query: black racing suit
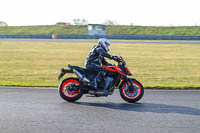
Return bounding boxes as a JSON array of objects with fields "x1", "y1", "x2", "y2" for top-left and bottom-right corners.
[
  {"x1": 85, "y1": 45, "x2": 112, "y2": 71},
  {"x1": 85, "y1": 44, "x2": 113, "y2": 90}
]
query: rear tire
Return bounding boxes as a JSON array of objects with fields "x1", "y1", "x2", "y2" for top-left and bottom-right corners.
[
  {"x1": 119, "y1": 79, "x2": 144, "y2": 103},
  {"x1": 58, "y1": 78, "x2": 83, "y2": 102}
]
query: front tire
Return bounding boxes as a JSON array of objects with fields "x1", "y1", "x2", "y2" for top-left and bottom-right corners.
[
  {"x1": 119, "y1": 79, "x2": 144, "y2": 103},
  {"x1": 58, "y1": 78, "x2": 83, "y2": 102}
]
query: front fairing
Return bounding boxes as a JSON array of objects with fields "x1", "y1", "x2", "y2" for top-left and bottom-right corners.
[{"x1": 118, "y1": 63, "x2": 132, "y2": 76}]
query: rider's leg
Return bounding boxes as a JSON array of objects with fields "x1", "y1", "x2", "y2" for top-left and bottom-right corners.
[
  {"x1": 91, "y1": 71, "x2": 102, "y2": 89},
  {"x1": 86, "y1": 64, "x2": 105, "y2": 90}
]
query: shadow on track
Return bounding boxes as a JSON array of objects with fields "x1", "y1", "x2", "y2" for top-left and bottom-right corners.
[{"x1": 72, "y1": 102, "x2": 200, "y2": 116}]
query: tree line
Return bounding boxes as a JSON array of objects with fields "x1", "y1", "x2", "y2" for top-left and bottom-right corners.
[{"x1": 56, "y1": 19, "x2": 118, "y2": 26}]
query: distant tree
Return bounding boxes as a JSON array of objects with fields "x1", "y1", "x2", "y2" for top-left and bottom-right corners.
[
  {"x1": 0, "y1": 21, "x2": 8, "y2": 26},
  {"x1": 55, "y1": 22, "x2": 71, "y2": 26},
  {"x1": 73, "y1": 19, "x2": 80, "y2": 25},
  {"x1": 103, "y1": 20, "x2": 118, "y2": 25},
  {"x1": 73, "y1": 18, "x2": 88, "y2": 25},
  {"x1": 81, "y1": 19, "x2": 88, "y2": 25}
]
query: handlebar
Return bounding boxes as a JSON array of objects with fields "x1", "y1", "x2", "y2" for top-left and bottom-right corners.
[
  {"x1": 112, "y1": 56, "x2": 123, "y2": 62},
  {"x1": 117, "y1": 56, "x2": 124, "y2": 63}
]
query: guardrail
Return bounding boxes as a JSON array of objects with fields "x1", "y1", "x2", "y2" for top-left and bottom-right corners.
[
  {"x1": 1, "y1": 34, "x2": 200, "y2": 40},
  {"x1": 0, "y1": 34, "x2": 52, "y2": 39}
]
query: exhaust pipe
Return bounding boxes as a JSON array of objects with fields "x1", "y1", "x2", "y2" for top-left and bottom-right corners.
[
  {"x1": 73, "y1": 69, "x2": 90, "y2": 84},
  {"x1": 88, "y1": 90, "x2": 109, "y2": 96}
]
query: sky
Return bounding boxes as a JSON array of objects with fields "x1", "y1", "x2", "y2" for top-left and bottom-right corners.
[{"x1": 0, "y1": 0, "x2": 200, "y2": 26}]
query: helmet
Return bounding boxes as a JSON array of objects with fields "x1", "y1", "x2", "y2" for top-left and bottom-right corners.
[{"x1": 98, "y1": 38, "x2": 110, "y2": 52}]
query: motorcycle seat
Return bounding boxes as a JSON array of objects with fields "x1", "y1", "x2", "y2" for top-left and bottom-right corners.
[{"x1": 68, "y1": 64, "x2": 89, "y2": 74}]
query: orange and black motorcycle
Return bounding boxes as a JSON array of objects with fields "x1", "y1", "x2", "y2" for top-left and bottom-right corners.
[{"x1": 58, "y1": 56, "x2": 144, "y2": 103}]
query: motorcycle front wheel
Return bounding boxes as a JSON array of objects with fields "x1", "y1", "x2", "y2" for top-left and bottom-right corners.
[{"x1": 119, "y1": 79, "x2": 144, "y2": 103}]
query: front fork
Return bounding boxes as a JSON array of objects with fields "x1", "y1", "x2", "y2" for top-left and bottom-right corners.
[{"x1": 124, "y1": 77, "x2": 138, "y2": 94}]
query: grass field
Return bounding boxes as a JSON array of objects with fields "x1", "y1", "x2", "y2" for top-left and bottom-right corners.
[
  {"x1": 1, "y1": 25, "x2": 200, "y2": 35},
  {"x1": 0, "y1": 40, "x2": 200, "y2": 89}
]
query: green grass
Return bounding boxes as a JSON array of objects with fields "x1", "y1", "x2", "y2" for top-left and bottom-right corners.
[
  {"x1": 107, "y1": 25, "x2": 200, "y2": 35},
  {"x1": 0, "y1": 40, "x2": 200, "y2": 89},
  {"x1": 1, "y1": 25, "x2": 200, "y2": 35},
  {"x1": 0, "y1": 25, "x2": 87, "y2": 35}
]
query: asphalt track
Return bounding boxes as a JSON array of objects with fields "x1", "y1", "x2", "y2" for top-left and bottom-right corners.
[
  {"x1": 1, "y1": 39, "x2": 200, "y2": 44},
  {"x1": 0, "y1": 86, "x2": 200, "y2": 133}
]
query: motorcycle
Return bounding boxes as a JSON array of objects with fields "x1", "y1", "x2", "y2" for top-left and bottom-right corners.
[{"x1": 58, "y1": 56, "x2": 144, "y2": 103}]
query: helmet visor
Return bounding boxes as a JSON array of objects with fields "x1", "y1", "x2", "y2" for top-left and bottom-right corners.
[{"x1": 105, "y1": 41, "x2": 110, "y2": 51}]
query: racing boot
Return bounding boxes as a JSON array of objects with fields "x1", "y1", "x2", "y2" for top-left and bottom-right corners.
[{"x1": 90, "y1": 71, "x2": 102, "y2": 90}]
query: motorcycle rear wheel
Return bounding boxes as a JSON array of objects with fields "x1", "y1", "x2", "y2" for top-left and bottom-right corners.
[{"x1": 58, "y1": 78, "x2": 83, "y2": 102}]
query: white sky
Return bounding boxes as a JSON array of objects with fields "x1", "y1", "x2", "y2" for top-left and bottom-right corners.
[{"x1": 0, "y1": 0, "x2": 200, "y2": 26}]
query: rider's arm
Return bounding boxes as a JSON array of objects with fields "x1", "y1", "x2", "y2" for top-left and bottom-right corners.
[
  {"x1": 102, "y1": 58, "x2": 112, "y2": 66},
  {"x1": 96, "y1": 47, "x2": 112, "y2": 59}
]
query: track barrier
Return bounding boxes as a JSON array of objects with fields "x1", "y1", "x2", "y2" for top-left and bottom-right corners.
[{"x1": 1, "y1": 34, "x2": 200, "y2": 40}]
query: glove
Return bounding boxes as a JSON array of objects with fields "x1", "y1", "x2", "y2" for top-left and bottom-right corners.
[{"x1": 112, "y1": 56, "x2": 120, "y2": 62}]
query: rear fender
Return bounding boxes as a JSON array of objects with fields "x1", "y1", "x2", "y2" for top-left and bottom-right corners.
[{"x1": 58, "y1": 68, "x2": 73, "y2": 80}]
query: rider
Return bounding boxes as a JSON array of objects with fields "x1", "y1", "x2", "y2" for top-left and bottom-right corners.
[{"x1": 85, "y1": 38, "x2": 119, "y2": 92}]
